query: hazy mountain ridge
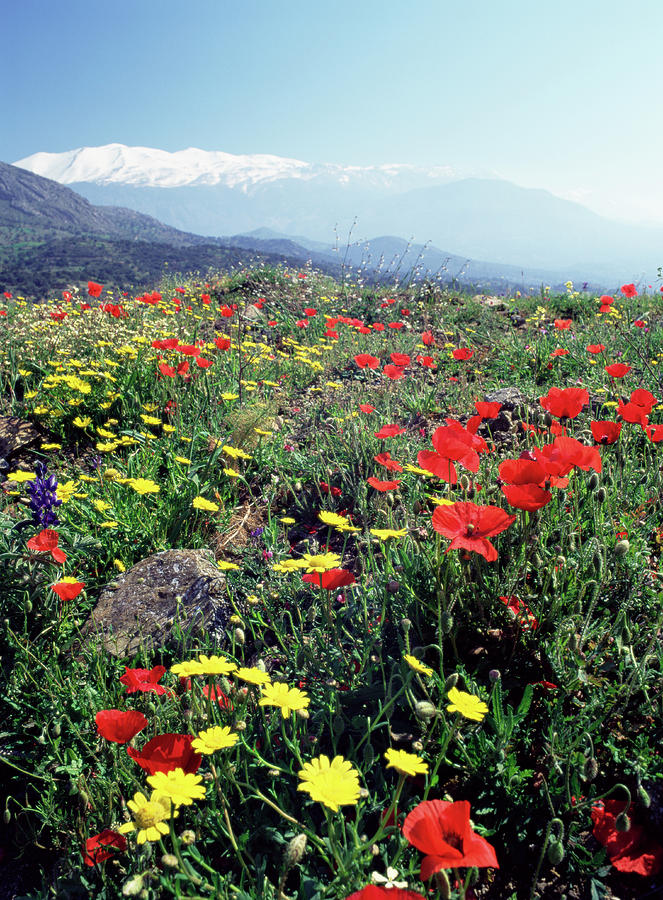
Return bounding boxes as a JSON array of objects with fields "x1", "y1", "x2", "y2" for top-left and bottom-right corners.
[{"x1": 15, "y1": 143, "x2": 663, "y2": 282}]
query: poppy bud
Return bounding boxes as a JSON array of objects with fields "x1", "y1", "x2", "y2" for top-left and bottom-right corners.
[
  {"x1": 444, "y1": 673, "x2": 459, "y2": 691},
  {"x1": 386, "y1": 492, "x2": 395, "y2": 507},
  {"x1": 3, "y1": 808, "x2": 10, "y2": 825},
  {"x1": 387, "y1": 579, "x2": 400, "y2": 594},
  {"x1": 556, "y1": 555, "x2": 566, "y2": 567},
  {"x1": 615, "y1": 812, "x2": 631, "y2": 833},
  {"x1": 582, "y1": 757, "x2": 598, "y2": 782},
  {"x1": 332, "y1": 714, "x2": 344, "y2": 733},
  {"x1": 637, "y1": 784, "x2": 651, "y2": 808},
  {"x1": 234, "y1": 627, "x2": 245, "y2": 645},
  {"x1": 595, "y1": 487, "x2": 607, "y2": 503},
  {"x1": 413, "y1": 500, "x2": 423, "y2": 514},
  {"x1": 25, "y1": 599, "x2": 32, "y2": 613},
  {"x1": 547, "y1": 840, "x2": 565, "y2": 865},
  {"x1": 489, "y1": 669, "x2": 501, "y2": 683},
  {"x1": 440, "y1": 611, "x2": 454, "y2": 633},
  {"x1": 400, "y1": 618, "x2": 411, "y2": 633},
  {"x1": 459, "y1": 474, "x2": 471, "y2": 491},
  {"x1": 414, "y1": 701, "x2": 438, "y2": 722},
  {"x1": 51, "y1": 722, "x2": 61, "y2": 738},
  {"x1": 363, "y1": 742, "x2": 375, "y2": 766},
  {"x1": 283, "y1": 833, "x2": 307, "y2": 870},
  {"x1": 588, "y1": 473, "x2": 600, "y2": 490},
  {"x1": 434, "y1": 869, "x2": 451, "y2": 899},
  {"x1": 614, "y1": 539, "x2": 630, "y2": 557},
  {"x1": 543, "y1": 412, "x2": 553, "y2": 427},
  {"x1": 121, "y1": 874, "x2": 144, "y2": 896}
]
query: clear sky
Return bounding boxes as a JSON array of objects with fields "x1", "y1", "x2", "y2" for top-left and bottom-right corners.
[{"x1": 3, "y1": 0, "x2": 663, "y2": 223}]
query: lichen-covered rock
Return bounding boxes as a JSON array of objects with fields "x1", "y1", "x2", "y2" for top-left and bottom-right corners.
[{"x1": 82, "y1": 549, "x2": 231, "y2": 656}]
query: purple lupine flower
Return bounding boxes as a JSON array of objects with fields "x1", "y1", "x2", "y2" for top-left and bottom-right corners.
[{"x1": 26, "y1": 461, "x2": 61, "y2": 528}]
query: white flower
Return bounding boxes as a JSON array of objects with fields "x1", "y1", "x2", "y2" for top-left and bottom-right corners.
[{"x1": 371, "y1": 866, "x2": 409, "y2": 889}]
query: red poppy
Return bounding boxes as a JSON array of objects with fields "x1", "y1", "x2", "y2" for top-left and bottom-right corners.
[
  {"x1": 374, "y1": 424, "x2": 405, "y2": 438},
  {"x1": 475, "y1": 401, "x2": 502, "y2": 419},
  {"x1": 87, "y1": 281, "x2": 103, "y2": 298},
  {"x1": 554, "y1": 318, "x2": 572, "y2": 329},
  {"x1": 501, "y1": 483, "x2": 551, "y2": 511},
  {"x1": 452, "y1": 348, "x2": 474, "y2": 360},
  {"x1": 374, "y1": 452, "x2": 403, "y2": 472},
  {"x1": 620, "y1": 283, "x2": 638, "y2": 297},
  {"x1": 551, "y1": 348, "x2": 569, "y2": 357},
  {"x1": 196, "y1": 357, "x2": 213, "y2": 368},
  {"x1": 202, "y1": 684, "x2": 234, "y2": 706},
  {"x1": 214, "y1": 337, "x2": 231, "y2": 351},
  {"x1": 417, "y1": 423, "x2": 484, "y2": 483},
  {"x1": 617, "y1": 400, "x2": 649, "y2": 426},
  {"x1": 383, "y1": 364, "x2": 406, "y2": 380},
  {"x1": 498, "y1": 458, "x2": 551, "y2": 511},
  {"x1": 422, "y1": 331, "x2": 435, "y2": 346},
  {"x1": 219, "y1": 305, "x2": 234, "y2": 317},
  {"x1": 644, "y1": 424, "x2": 663, "y2": 442},
  {"x1": 536, "y1": 436, "x2": 602, "y2": 475},
  {"x1": 345, "y1": 886, "x2": 423, "y2": 900},
  {"x1": 499, "y1": 595, "x2": 538, "y2": 630},
  {"x1": 158, "y1": 362, "x2": 176, "y2": 377},
  {"x1": 304, "y1": 307, "x2": 317, "y2": 316},
  {"x1": 539, "y1": 386, "x2": 589, "y2": 419},
  {"x1": 387, "y1": 322, "x2": 404, "y2": 330},
  {"x1": 359, "y1": 404, "x2": 376, "y2": 413},
  {"x1": 95, "y1": 709, "x2": 148, "y2": 743},
  {"x1": 390, "y1": 352, "x2": 411, "y2": 367},
  {"x1": 432, "y1": 501, "x2": 515, "y2": 562},
  {"x1": 83, "y1": 829, "x2": 127, "y2": 867},
  {"x1": 302, "y1": 569, "x2": 356, "y2": 590},
  {"x1": 591, "y1": 799, "x2": 663, "y2": 875},
  {"x1": 590, "y1": 421, "x2": 622, "y2": 444},
  {"x1": 52, "y1": 580, "x2": 85, "y2": 601},
  {"x1": 367, "y1": 476, "x2": 401, "y2": 491},
  {"x1": 176, "y1": 344, "x2": 201, "y2": 357},
  {"x1": 26, "y1": 529, "x2": 66, "y2": 564},
  {"x1": 119, "y1": 665, "x2": 168, "y2": 695},
  {"x1": 586, "y1": 344, "x2": 606, "y2": 354},
  {"x1": 354, "y1": 354, "x2": 380, "y2": 369},
  {"x1": 605, "y1": 363, "x2": 631, "y2": 378},
  {"x1": 153, "y1": 338, "x2": 179, "y2": 350},
  {"x1": 127, "y1": 733, "x2": 202, "y2": 774},
  {"x1": 629, "y1": 389, "x2": 657, "y2": 411},
  {"x1": 402, "y1": 799, "x2": 499, "y2": 879},
  {"x1": 416, "y1": 355, "x2": 437, "y2": 368},
  {"x1": 372, "y1": 323, "x2": 385, "y2": 332}
]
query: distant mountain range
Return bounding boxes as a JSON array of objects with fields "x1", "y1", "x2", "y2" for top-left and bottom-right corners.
[{"x1": 14, "y1": 143, "x2": 663, "y2": 285}]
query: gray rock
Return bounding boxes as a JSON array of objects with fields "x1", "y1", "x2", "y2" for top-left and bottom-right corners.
[
  {"x1": 0, "y1": 415, "x2": 42, "y2": 461},
  {"x1": 82, "y1": 549, "x2": 232, "y2": 657}
]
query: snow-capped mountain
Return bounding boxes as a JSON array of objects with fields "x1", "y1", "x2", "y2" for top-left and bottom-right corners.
[
  {"x1": 12, "y1": 144, "x2": 663, "y2": 281},
  {"x1": 15, "y1": 143, "x2": 457, "y2": 191}
]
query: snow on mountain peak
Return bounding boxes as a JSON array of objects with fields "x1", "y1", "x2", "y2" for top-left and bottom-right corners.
[{"x1": 13, "y1": 144, "x2": 458, "y2": 191}]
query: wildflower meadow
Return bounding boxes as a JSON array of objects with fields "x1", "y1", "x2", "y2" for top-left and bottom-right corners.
[{"x1": 0, "y1": 269, "x2": 662, "y2": 899}]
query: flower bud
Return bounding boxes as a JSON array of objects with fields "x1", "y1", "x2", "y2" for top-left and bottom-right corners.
[
  {"x1": 283, "y1": 833, "x2": 307, "y2": 870},
  {"x1": 637, "y1": 784, "x2": 651, "y2": 808},
  {"x1": 459, "y1": 474, "x2": 471, "y2": 491},
  {"x1": 3, "y1": 808, "x2": 10, "y2": 824},
  {"x1": 440, "y1": 611, "x2": 454, "y2": 634},
  {"x1": 122, "y1": 875, "x2": 144, "y2": 897},
  {"x1": 547, "y1": 840, "x2": 565, "y2": 865},
  {"x1": 615, "y1": 812, "x2": 631, "y2": 832},
  {"x1": 415, "y1": 701, "x2": 438, "y2": 722},
  {"x1": 400, "y1": 618, "x2": 412, "y2": 633},
  {"x1": 387, "y1": 579, "x2": 400, "y2": 594},
  {"x1": 489, "y1": 669, "x2": 501, "y2": 683},
  {"x1": 296, "y1": 708, "x2": 310, "y2": 720},
  {"x1": 588, "y1": 473, "x2": 600, "y2": 490},
  {"x1": 161, "y1": 853, "x2": 179, "y2": 868},
  {"x1": 411, "y1": 740, "x2": 424, "y2": 752},
  {"x1": 179, "y1": 829, "x2": 196, "y2": 845},
  {"x1": 582, "y1": 757, "x2": 598, "y2": 782},
  {"x1": 614, "y1": 540, "x2": 630, "y2": 557},
  {"x1": 234, "y1": 627, "x2": 245, "y2": 645},
  {"x1": 595, "y1": 487, "x2": 607, "y2": 503},
  {"x1": 235, "y1": 720, "x2": 247, "y2": 732},
  {"x1": 386, "y1": 492, "x2": 395, "y2": 507},
  {"x1": 444, "y1": 673, "x2": 459, "y2": 691}
]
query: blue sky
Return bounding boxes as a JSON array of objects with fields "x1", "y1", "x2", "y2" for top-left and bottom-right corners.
[{"x1": 3, "y1": 0, "x2": 663, "y2": 223}]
